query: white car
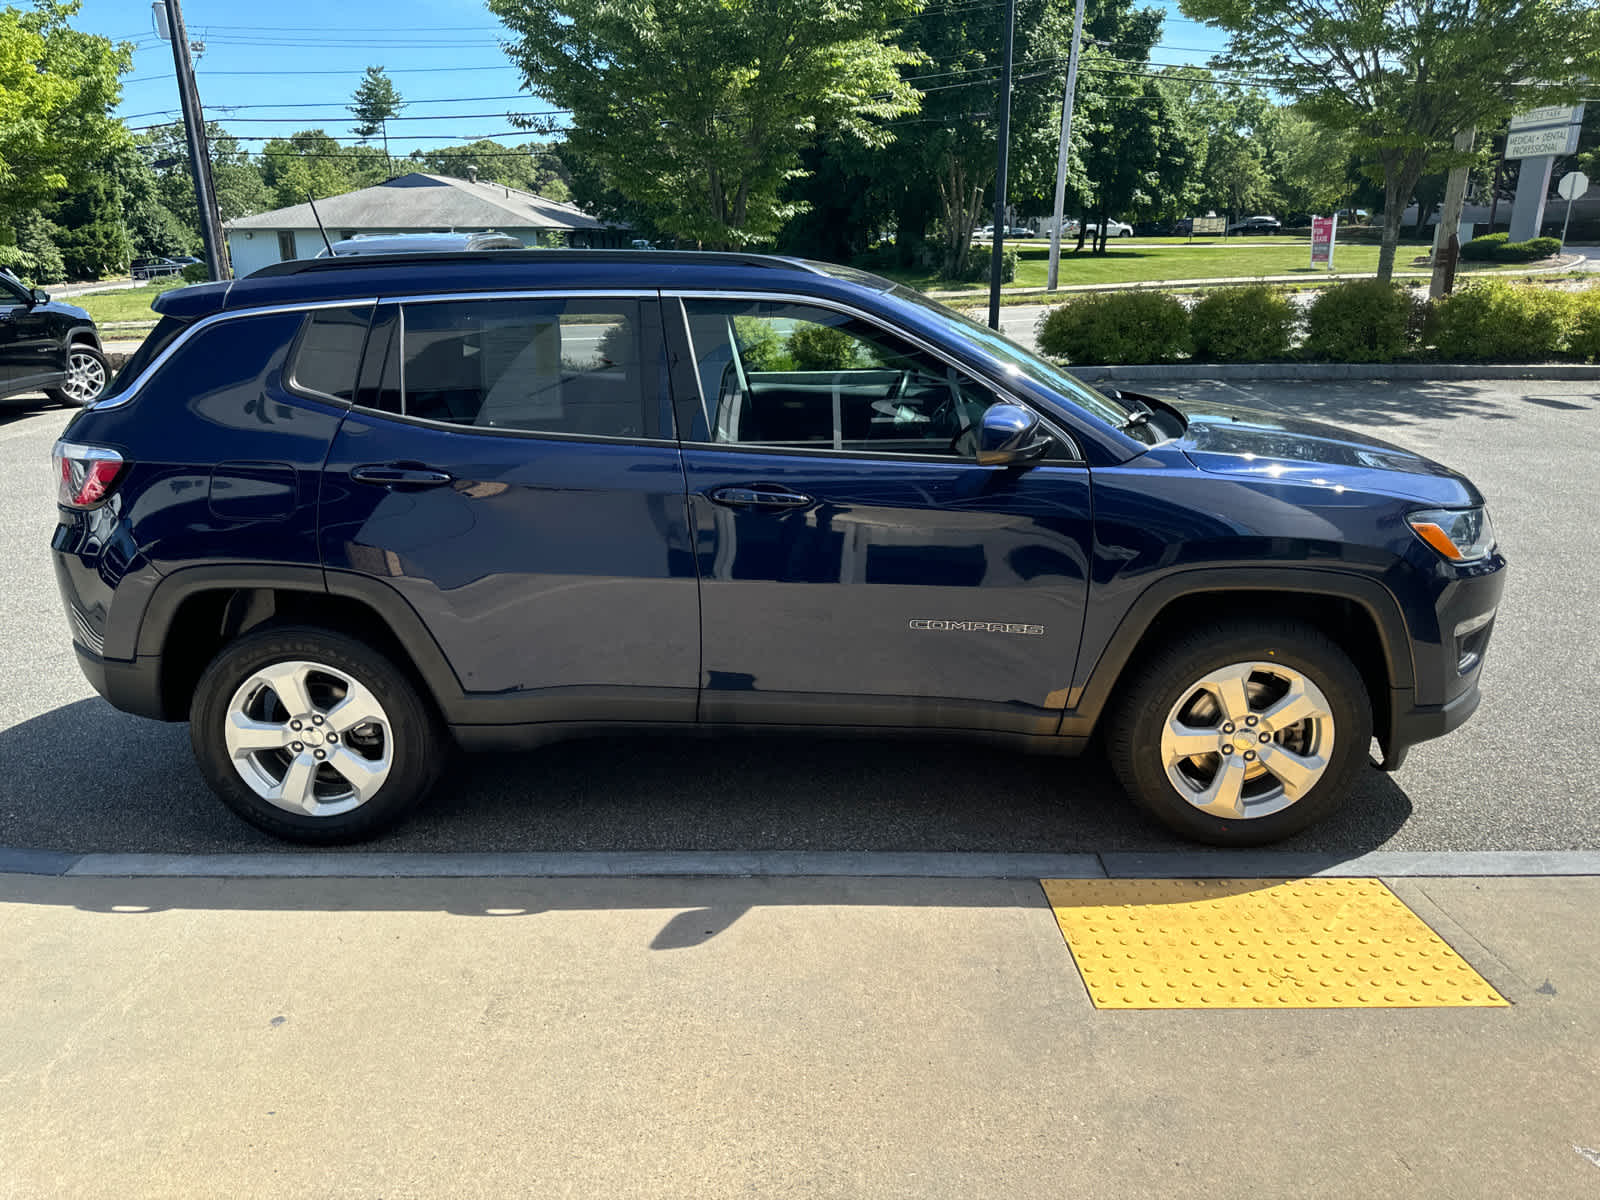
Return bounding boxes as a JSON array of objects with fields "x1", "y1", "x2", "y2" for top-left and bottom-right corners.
[{"x1": 1083, "y1": 220, "x2": 1133, "y2": 238}]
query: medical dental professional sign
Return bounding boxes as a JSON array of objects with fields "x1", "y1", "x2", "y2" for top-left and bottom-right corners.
[{"x1": 1311, "y1": 214, "x2": 1338, "y2": 271}]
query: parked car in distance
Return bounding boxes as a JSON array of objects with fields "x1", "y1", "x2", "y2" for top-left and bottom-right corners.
[
  {"x1": 1008, "y1": 225, "x2": 1033, "y2": 238},
  {"x1": 315, "y1": 231, "x2": 524, "y2": 258},
  {"x1": 973, "y1": 225, "x2": 996, "y2": 240},
  {"x1": 630, "y1": 238, "x2": 656, "y2": 251},
  {"x1": 1227, "y1": 215, "x2": 1283, "y2": 235},
  {"x1": 131, "y1": 256, "x2": 187, "y2": 280},
  {"x1": 51, "y1": 250, "x2": 1505, "y2": 847},
  {"x1": 1083, "y1": 220, "x2": 1134, "y2": 238},
  {"x1": 0, "y1": 269, "x2": 108, "y2": 406}
]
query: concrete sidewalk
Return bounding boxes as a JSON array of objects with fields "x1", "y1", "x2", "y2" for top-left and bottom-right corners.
[{"x1": 2, "y1": 870, "x2": 1596, "y2": 1197}]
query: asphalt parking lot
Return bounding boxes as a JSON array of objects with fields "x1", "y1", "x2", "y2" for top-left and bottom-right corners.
[{"x1": 1, "y1": 376, "x2": 1595, "y2": 856}]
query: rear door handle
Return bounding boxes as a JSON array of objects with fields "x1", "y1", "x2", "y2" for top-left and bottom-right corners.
[
  {"x1": 707, "y1": 485, "x2": 813, "y2": 509},
  {"x1": 350, "y1": 464, "x2": 454, "y2": 489}
]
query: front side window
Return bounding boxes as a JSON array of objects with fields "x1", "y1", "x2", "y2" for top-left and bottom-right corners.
[
  {"x1": 678, "y1": 299, "x2": 1006, "y2": 457},
  {"x1": 392, "y1": 297, "x2": 651, "y2": 439}
]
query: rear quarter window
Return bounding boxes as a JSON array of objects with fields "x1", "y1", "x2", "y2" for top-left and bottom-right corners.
[{"x1": 286, "y1": 306, "x2": 374, "y2": 402}]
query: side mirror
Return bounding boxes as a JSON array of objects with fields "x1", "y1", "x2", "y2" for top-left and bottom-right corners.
[
  {"x1": 975, "y1": 403, "x2": 1052, "y2": 466},
  {"x1": 29, "y1": 287, "x2": 48, "y2": 305}
]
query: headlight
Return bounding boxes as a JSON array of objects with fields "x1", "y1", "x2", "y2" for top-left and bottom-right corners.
[{"x1": 1406, "y1": 507, "x2": 1495, "y2": 562}]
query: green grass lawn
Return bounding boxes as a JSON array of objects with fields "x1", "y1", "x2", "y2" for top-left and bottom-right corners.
[
  {"x1": 882, "y1": 241, "x2": 1519, "y2": 292},
  {"x1": 69, "y1": 277, "x2": 188, "y2": 326}
]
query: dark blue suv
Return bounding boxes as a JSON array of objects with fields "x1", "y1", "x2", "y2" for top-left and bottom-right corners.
[{"x1": 51, "y1": 252, "x2": 1505, "y2": 845}]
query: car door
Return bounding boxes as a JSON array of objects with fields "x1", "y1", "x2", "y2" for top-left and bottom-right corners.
[
  {"x1": 0, "y1": 274, "x2": 39, "y2": 393},
  {"x1": 319, "y1": 292, "x2": 699, "y2": 725},
  {"x1": 666, "y1": 295, "x2": 1093, "y2": 736}
]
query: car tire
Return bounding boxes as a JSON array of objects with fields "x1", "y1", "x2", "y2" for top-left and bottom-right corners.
[
  {"x1": 1105, "y1": 620, "x2": 1372, "y2": 846},
  {"x1": 189, "y1": 625, "x2": 447, "y2": 844},
  {"x1": 1119, "y1": 229, "x2": 1132, "y2": 237},
  {"x1": 45, "y1": 343, "x2": 109, "y2": 407}
]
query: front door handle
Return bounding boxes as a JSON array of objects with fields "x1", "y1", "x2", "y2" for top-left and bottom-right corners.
[
  {"x1": 707, "y1": 485, "x2": 813, "y2": 509},
  {"x1": 351, "y1": 464, "x2": 454, "y2": 489}
]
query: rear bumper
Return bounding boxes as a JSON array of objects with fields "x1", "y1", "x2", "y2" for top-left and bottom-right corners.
[{"x1": 72, "y1": 643, "x2": 168, "y2": 721}]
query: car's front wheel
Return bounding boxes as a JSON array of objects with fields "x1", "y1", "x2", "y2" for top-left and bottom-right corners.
[
  {"x1": 189, "y1": 626, "x2": 446, "y2": 843},
  {"x1": 1105, "y1": 620, "x2": 1372, "y2": 845},
  {"x1": 45, "y1": 344, "x2": 109, "y2": 407}
]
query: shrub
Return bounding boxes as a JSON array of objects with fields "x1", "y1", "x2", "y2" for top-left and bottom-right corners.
[
  {"x1": 788, "y1": 322, "x2": 859, "y2": 370},
  {"x1": 1188, "y1": 284, "x2": 1295, "y2": 361},
  {"x1": 1427, "y1": 279, "x2": 1571, "y2": 361},
  {"x1": 1302, "y1": 280, "x2": 1418, "y2": 363},
  {"x1": 1458, "y1": 232, "x2": 1562, "y2": 263},
  {"x1": 1459, "y1": 233, "x2": 1507, "y2": 261},
  {"x1": 181, "y1": 261, "x2": 209, "y2": 283},
  {"x1": 981, "y1": 245, "x2": 1018, "y2": 284},
  {"x1": 1035, "y1": 290, "x2": 1190, "y2": 364},
  {"x1": 1493, "y1": 236, "x2": 1561, "y2": 263},
  {"x1": 0, "y1": 242, "x2": 32, "y2": 285},
  {"x1": 1566, "y1": 289, "x2": 1600, "y2": 362}
]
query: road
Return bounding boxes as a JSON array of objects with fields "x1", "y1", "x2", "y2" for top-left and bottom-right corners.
[{"x1": 1, "y1": 376, "x2": 1594, "y2": 856}]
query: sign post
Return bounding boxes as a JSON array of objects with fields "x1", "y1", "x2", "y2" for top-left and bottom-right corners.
[
  {"x1": 1558, "y1": 170, "x2": 1590, "y2": 251},
  {"x1": 1311, "y1": 214, "x2": 1338, "y2": 273}
]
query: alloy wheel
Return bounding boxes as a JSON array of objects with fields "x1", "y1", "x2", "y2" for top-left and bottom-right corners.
[
  {"x1": 222, "y1": 660, "x2": 394, "y2": 817},
  {"x1": 63, "y1": 349, "x2": 106, "y2": 402},
  {"x1": 1158, "y1": 661, "x2": 1335, "y2": 820}
]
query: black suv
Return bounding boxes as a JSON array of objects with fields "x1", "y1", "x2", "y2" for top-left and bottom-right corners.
[
  {"x1": 51, "y1": 251, "x2": 1504, "y2": 846},
  {"x1": 1, "y1": 272, "x2": 108, "y2": 406}
]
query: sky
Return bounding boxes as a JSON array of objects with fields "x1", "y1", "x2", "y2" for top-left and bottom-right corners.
[{"x1": 71, "y1": 0, "x2": 1231, "y2": 155}]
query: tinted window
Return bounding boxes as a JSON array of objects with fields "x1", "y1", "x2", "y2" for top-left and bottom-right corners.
[
  {"x1": 287, "y1": 306, "x2": 372, "y2": 401},
  {"x1": 396, "y1": 298, "x2": 650, "y2": 439},
  {"x1": 678, "y1": 299, "x2": 1004, "y2": 456}
]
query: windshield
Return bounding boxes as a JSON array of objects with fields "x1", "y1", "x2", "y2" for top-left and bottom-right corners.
[{"x1": 880, "y1": 283, "x2": 1143, "y2": 431}]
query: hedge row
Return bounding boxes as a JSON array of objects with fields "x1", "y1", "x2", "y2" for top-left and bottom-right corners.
[
  {"x1": 1458, "y1": 233, "x2": 1562, "y2": 263},
  {"x1": 1034, "y1": 280, "x2": 1600, "y2": 365}
]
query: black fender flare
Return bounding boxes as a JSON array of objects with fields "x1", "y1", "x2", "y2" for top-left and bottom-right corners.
[{"x1": 1059, "y1": 566, "x2": 1415, "y2": 737}]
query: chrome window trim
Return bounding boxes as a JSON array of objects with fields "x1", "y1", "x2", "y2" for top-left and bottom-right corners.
[
  {"x1": 90, "y1": 298, "x2": 381, "y2": 411},
  {"x1": 92, "y1": 289, "x2": 657, "y2": 414},
  {"x1": 665, "y1": 289, "x2": 1085, "y2": 463}
]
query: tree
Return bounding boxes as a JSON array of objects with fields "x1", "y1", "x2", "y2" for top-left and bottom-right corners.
[
  {"x1": 259, "y1": 130, "x2": 385, "y2": 209},
  {"x1": 140, "y1": 121, "x2": 268, "y2": 233},
  {"x1": 406, "y1": 138, "x2": 569, "y2": 196},
  {"x1": 1181, "y1": 0, "x2": 1600, "y2": 280},
  {"x1": 350, "y1": 66, "x2": 402, "y2": 178},
  {"x1": 1267, "y1": 107, "x2": 1355, "y2": 216},
  {"x1": 54, "y1": 175, "x2": 130, "y2": 279},
  {"x1": 0, "y1": 0, "x2": 131, "y2": 224},
  {"x1": 489, "y1": 0, "x2": 921, "y2": 247}
]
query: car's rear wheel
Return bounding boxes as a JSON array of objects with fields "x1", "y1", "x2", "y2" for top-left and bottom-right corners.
[
  {"x1": 189, "y1": 626, "x2": 446, "y2": 843},
  {"x1": 45, "y1": 344, "x2": 108, "y2": 407},
  {"x1": 1105, "y1": 620, "x2": 1372, "y2": 845}
]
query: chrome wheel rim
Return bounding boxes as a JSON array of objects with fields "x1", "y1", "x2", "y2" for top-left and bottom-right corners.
[
  {"x1": 1159, "y1": 661, "x2": 1335, "y2": 820},
  {"x1": 222, "y1": 660, "x2": 394, "y2": 817},
  {"x1": 63, "y1": 350, "x2": 106, "y2": 402}
]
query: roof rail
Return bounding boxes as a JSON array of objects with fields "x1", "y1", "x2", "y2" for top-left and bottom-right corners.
[{"x1": 247, "y1": 248, "x2": 822, "y2": 279}]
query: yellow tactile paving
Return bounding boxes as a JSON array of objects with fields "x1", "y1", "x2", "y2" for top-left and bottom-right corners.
[{"x1": 1040, "y1": 877, "x2": 1508, "y2": 1009}]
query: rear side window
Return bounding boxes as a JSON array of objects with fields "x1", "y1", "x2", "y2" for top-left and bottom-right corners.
[
  {"x1": 286, "y1": 306, "x2": 373, "y2": 402},
  {"x1": 391, "y1": 297, "x2": 653, "y2": 439},
  {"x1": 99, "y1": 314, "x2": 191, "y2": 402}
]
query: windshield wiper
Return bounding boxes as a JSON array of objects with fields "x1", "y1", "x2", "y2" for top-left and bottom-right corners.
[{"x1": 1117, "y1": 408, "x2": 1151, "y2": 432}]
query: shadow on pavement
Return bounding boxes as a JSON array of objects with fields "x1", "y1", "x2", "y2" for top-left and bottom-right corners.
[{"x1": 1, "y1": 696, "x2": 1413, "y2": 861}]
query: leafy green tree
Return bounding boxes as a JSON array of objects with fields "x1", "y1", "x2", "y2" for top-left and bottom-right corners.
[
  {"x1": 10, "y1": 207, "x2": 63, "y2": 282},
  {"x1": 140, "y1": 121, "x2": 268, "y2": 235},
  {"x1": 53, "y1": 175, "x2": 130, "y2": 279},
  {"x1": 0, "y1": 0, "x2": 131, "y2": 224},
  {"x1": 406, "y1": 139, "x2": 569, "y2": 196},
  {"x1": 1266, "y1": 107, "x2": 1355, "y2": 216},
  {"x1": 259, "y1": 130, "x2": 385, "y2": 209},
  {"x1": 489, "y1": 0, "x2": 921, "y2": 247},
  {"x1": 1181, "y1": 0, "x2": 1600, "y2": 280},
  {"x1": 350, "y1": 66, "x2": 403, "y2": 177}
]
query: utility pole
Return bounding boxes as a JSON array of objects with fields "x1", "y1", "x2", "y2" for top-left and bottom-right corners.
[
  {"x1": 1429, "y1": 127, "x2": 1475, "y2": 300},
  {"x1": 1046, "y1": 0, "x2": 1086, "y2": 291},
  {"x1": 987, "y1": 0, "x2": 1016, "y2": 330},
  {"x1": 156, "y1": 0, "x2": 228, "y2": 280}
]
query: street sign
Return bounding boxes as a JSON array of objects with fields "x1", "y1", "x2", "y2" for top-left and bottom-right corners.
[
  {"x1": 1506, "y1": 123, "x2": 1582, "y2": 160},
  {"x1": 1310, "y1": 214, "x2": 1338, "y2": 271},
  {"x1": 1509, "y1": 104, "x2": 1582, "y2": 131},
  {"x1": 1191, "y1": 216, "x2": 1225, "y2": 235},
  {"x1": 1558, "y1": 170, "x2": 1590, "y2": 201}
]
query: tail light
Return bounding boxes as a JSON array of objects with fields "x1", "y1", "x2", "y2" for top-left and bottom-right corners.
[{"x1": 53, "y1": 441, "x2": 126, "y2": 510}]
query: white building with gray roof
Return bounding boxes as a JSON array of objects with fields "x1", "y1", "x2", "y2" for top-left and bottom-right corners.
[{"x1": 225, "y1": 171, "x2": 627, "y2": 275}]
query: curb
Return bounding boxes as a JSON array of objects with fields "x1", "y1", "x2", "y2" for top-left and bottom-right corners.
[
  {"x1": 3, "y1": 848, "x2": 1599, "y2": 880},
  {"x1": 1068, "y1": 362, "x2": 1600, "y2": 382}
]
